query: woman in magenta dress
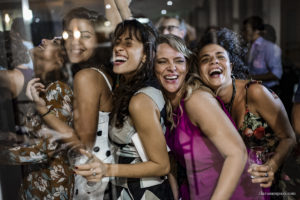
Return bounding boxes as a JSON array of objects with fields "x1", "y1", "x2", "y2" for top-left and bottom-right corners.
[
  {"x1": 195, "y1": 28, "x2": 296, "y2": 199},
  {"x1": 154, "y1": 34, "x2": 263, "y2": 200}
]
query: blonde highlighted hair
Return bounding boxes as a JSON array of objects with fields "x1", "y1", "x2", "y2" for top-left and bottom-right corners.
[{"x1": 156, "y1": 34, "x2": 215, "y2": 130}]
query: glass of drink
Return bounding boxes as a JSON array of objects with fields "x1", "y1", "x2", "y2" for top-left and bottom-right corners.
[
  {"x1": 248, "y1": 146, "x2": 270, "y2": 200},
  {"x1": 67, "y1": 144, "x2": 102, "y2": 194}
]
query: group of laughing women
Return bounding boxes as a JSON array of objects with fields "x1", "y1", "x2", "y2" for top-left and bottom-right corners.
[{"x1": 0, "y1": 0, "x2": 297, "y2": 199}]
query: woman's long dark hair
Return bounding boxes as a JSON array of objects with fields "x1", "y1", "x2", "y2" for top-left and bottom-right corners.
[{"x1": 110, "y1": 19, "x2": 158, "y2": 128}]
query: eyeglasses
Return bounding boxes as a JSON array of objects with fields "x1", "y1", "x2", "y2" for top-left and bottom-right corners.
[{"x1": 158, "y1": 25, "x2": 180, "y2": 33}]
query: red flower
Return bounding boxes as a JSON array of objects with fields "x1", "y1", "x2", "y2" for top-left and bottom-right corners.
[
  {"x1": 253, "y1": 126, "x2": 265, "y2": 139},
  {"x1": 243, "y1": 128, "x2": 253, "y2": 137}
]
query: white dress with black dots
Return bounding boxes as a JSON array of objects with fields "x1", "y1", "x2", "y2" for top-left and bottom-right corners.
[{"x1": 73, "y1": 68, "x2": 114, "y2": 200}]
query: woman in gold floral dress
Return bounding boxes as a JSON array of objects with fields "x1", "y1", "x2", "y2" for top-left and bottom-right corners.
[{"x1": 0, "y1": 38, "x2": 75, "y2": 199}]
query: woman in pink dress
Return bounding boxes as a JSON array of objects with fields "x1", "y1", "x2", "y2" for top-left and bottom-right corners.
[{"x1": 154, "y1": 34, "x2": 262, "y2": 200}]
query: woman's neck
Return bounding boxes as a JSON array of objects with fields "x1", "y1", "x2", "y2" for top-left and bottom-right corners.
[
  {"x1": 216, "y1": 79, "x2": 233, "y2": 104},
  {"x1": 166, "y1": 87, "x2": 185, "y2": 110}
]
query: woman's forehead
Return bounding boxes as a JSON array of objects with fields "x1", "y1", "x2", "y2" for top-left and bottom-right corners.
[{"x1": 199, "y1": 44, "x2": 227, "y2": 55}]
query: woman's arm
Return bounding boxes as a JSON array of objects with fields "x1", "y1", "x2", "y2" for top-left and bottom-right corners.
[
  {"x1": 186, "y1": 90, "x2": 247, "y2": 200},
  {"x1": 75, "y1": 93, "x2": 170, "y2": 180},
  {"x1": 168, "y1": 152, "x2": 179, "y2": 200},
  {"x1": 0, "y1": 68, "x2": 24, "y2": 98},
  {"x1": 115, "y1": 0, "x2": 132, "y2": 20},
  {"x1": 104, "y1": 0, "x2": 132, "y2": 31},
  {"x1": 248, "y1": 84, "x2": 296, "y2": 187},
  {"x1": 106, "y1": 93, "x2": 170, "y2": 177},
  {"x1": 73, "y1": 68, "x2": 106, "y2": 149},
  {"x1": 26, "y1": 78, "x2": 79, "y2": 146},
  {"x1": 2, "y1": 79, "x2": 76, "y2": 165},
  {"x1": 104, "y1": 0, "x2": 122, "y2": 30}
]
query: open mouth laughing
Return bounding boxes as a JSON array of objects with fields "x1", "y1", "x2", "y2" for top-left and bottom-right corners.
[
  {"x1": 209, "y1": 67, "x2": 223, "y2": 77},
  {"x1": 164, "y1": 74, "x2": 178, "y2": 81},
  {"x1": 114, "y1": 56, "x2": 127, "y2": 65}
]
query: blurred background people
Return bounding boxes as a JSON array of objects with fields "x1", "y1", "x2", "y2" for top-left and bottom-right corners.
[
  {"x1": 156, "y1": 15, "x2": 197, "y2": 49},
  {"x1": 242, "y1": 16, "x2": 283, "y2": 95},
  {"x1": 156, "y1": 16, "x2": 187, "y2": 39},
  {"x1": 262, "y1": 24, "x2": 277, "y2": 44},
  {"x1": 262, "y1": 23, "x2": 299, "y2": 119}
]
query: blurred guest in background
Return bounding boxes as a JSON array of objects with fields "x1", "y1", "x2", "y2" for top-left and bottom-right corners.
[
  {"x1": 156, "y1": 16, "x2": 186, "y2": 39},
  {"x1": 262, "y1": 23, "x2": 299, "y2": 119},
  {"x1": 156, "y1": 15, "x2": 197, "y2": 48},
  {"x1": 242, "y1": 16, "x2": 282, "y2": 95}
]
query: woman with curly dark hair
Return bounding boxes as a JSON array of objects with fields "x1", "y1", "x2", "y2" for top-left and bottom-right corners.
[
  {"x1": 195, "y1": 27, "x2": 296, "y2": 199},
  {"x1": 75, "y1": 19, "x2": 173, "y2": 199}
]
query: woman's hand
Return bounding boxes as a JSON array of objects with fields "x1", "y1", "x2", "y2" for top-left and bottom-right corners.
[
  {"x1": 248, "y1": 163, "x2": 274, "y2": 188},
  {"x1": 26, "y1": 78, "x2": 46, "y2": 111},
  {"x1": 74, "y1": 153, "x2": 107, "y2": 182},
  {"x1": 26, "y1": 78, "x2": 46, "y2": 105}
]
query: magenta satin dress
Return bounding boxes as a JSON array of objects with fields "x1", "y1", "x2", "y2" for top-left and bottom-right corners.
[{"x1": 165, "y1": 97, "x2": 263, "y2": 200}]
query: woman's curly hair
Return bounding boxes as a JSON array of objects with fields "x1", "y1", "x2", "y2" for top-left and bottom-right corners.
[
  {"x1": 195, "y1": 27, "x2": 249, "y2": 79},
  {"x1": 110, "y1": 19, "x2": 158, "y2": 128},
  {"x1": 9, "y1": 29, "x2": 30, "y2": 69}
]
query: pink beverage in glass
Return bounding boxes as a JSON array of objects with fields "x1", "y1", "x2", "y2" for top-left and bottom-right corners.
[
  {"x1": 248, "y1": 146, "x2": 268, "y2": 165},
  {"x1": 248, "y1": 146, "x2": 270, "y2": 200}
]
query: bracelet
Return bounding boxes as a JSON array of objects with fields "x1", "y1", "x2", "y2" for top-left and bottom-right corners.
[{"x1": 41, "y1": 109, "x2": 51, "y2": 118}]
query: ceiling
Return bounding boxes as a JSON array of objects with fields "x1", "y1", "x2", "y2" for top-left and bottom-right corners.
[{"x1": 0, "y1": 0, "x2": 206, "y2": 22}]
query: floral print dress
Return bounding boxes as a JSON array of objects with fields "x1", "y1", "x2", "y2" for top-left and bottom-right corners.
[
  {"x1": 1, "y1": 81, "x2": 74, "y2": 200},
  {"x1": 239, "y1": 81, "x2": 280, "y2": 152},
  {"x1": 238, "y1": 80, "x2": 282, "y2": 199}
]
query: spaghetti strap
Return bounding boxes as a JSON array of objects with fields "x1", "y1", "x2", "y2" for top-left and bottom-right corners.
[
  {"x1": 91, "y1": 67, "x2": 112, "y2": 91},
  {"x1": 244, "y1": 79, "x2": 262, "y2": 111}
]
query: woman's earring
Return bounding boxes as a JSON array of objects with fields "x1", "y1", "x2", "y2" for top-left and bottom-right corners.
[{"x1": 142, "y1": 55, "x2": 146, "y2": 63}]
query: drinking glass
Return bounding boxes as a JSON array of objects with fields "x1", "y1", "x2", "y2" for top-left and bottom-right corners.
[
  {"x1": 248, "y1": 146, "x2": 268, "y2": 167},
  {"x1": 67, "y1": 144, "x2": 102, "y2": 194},
  {"x1": 248, "y1": 146, "x2": 270, "y2": 200}
]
